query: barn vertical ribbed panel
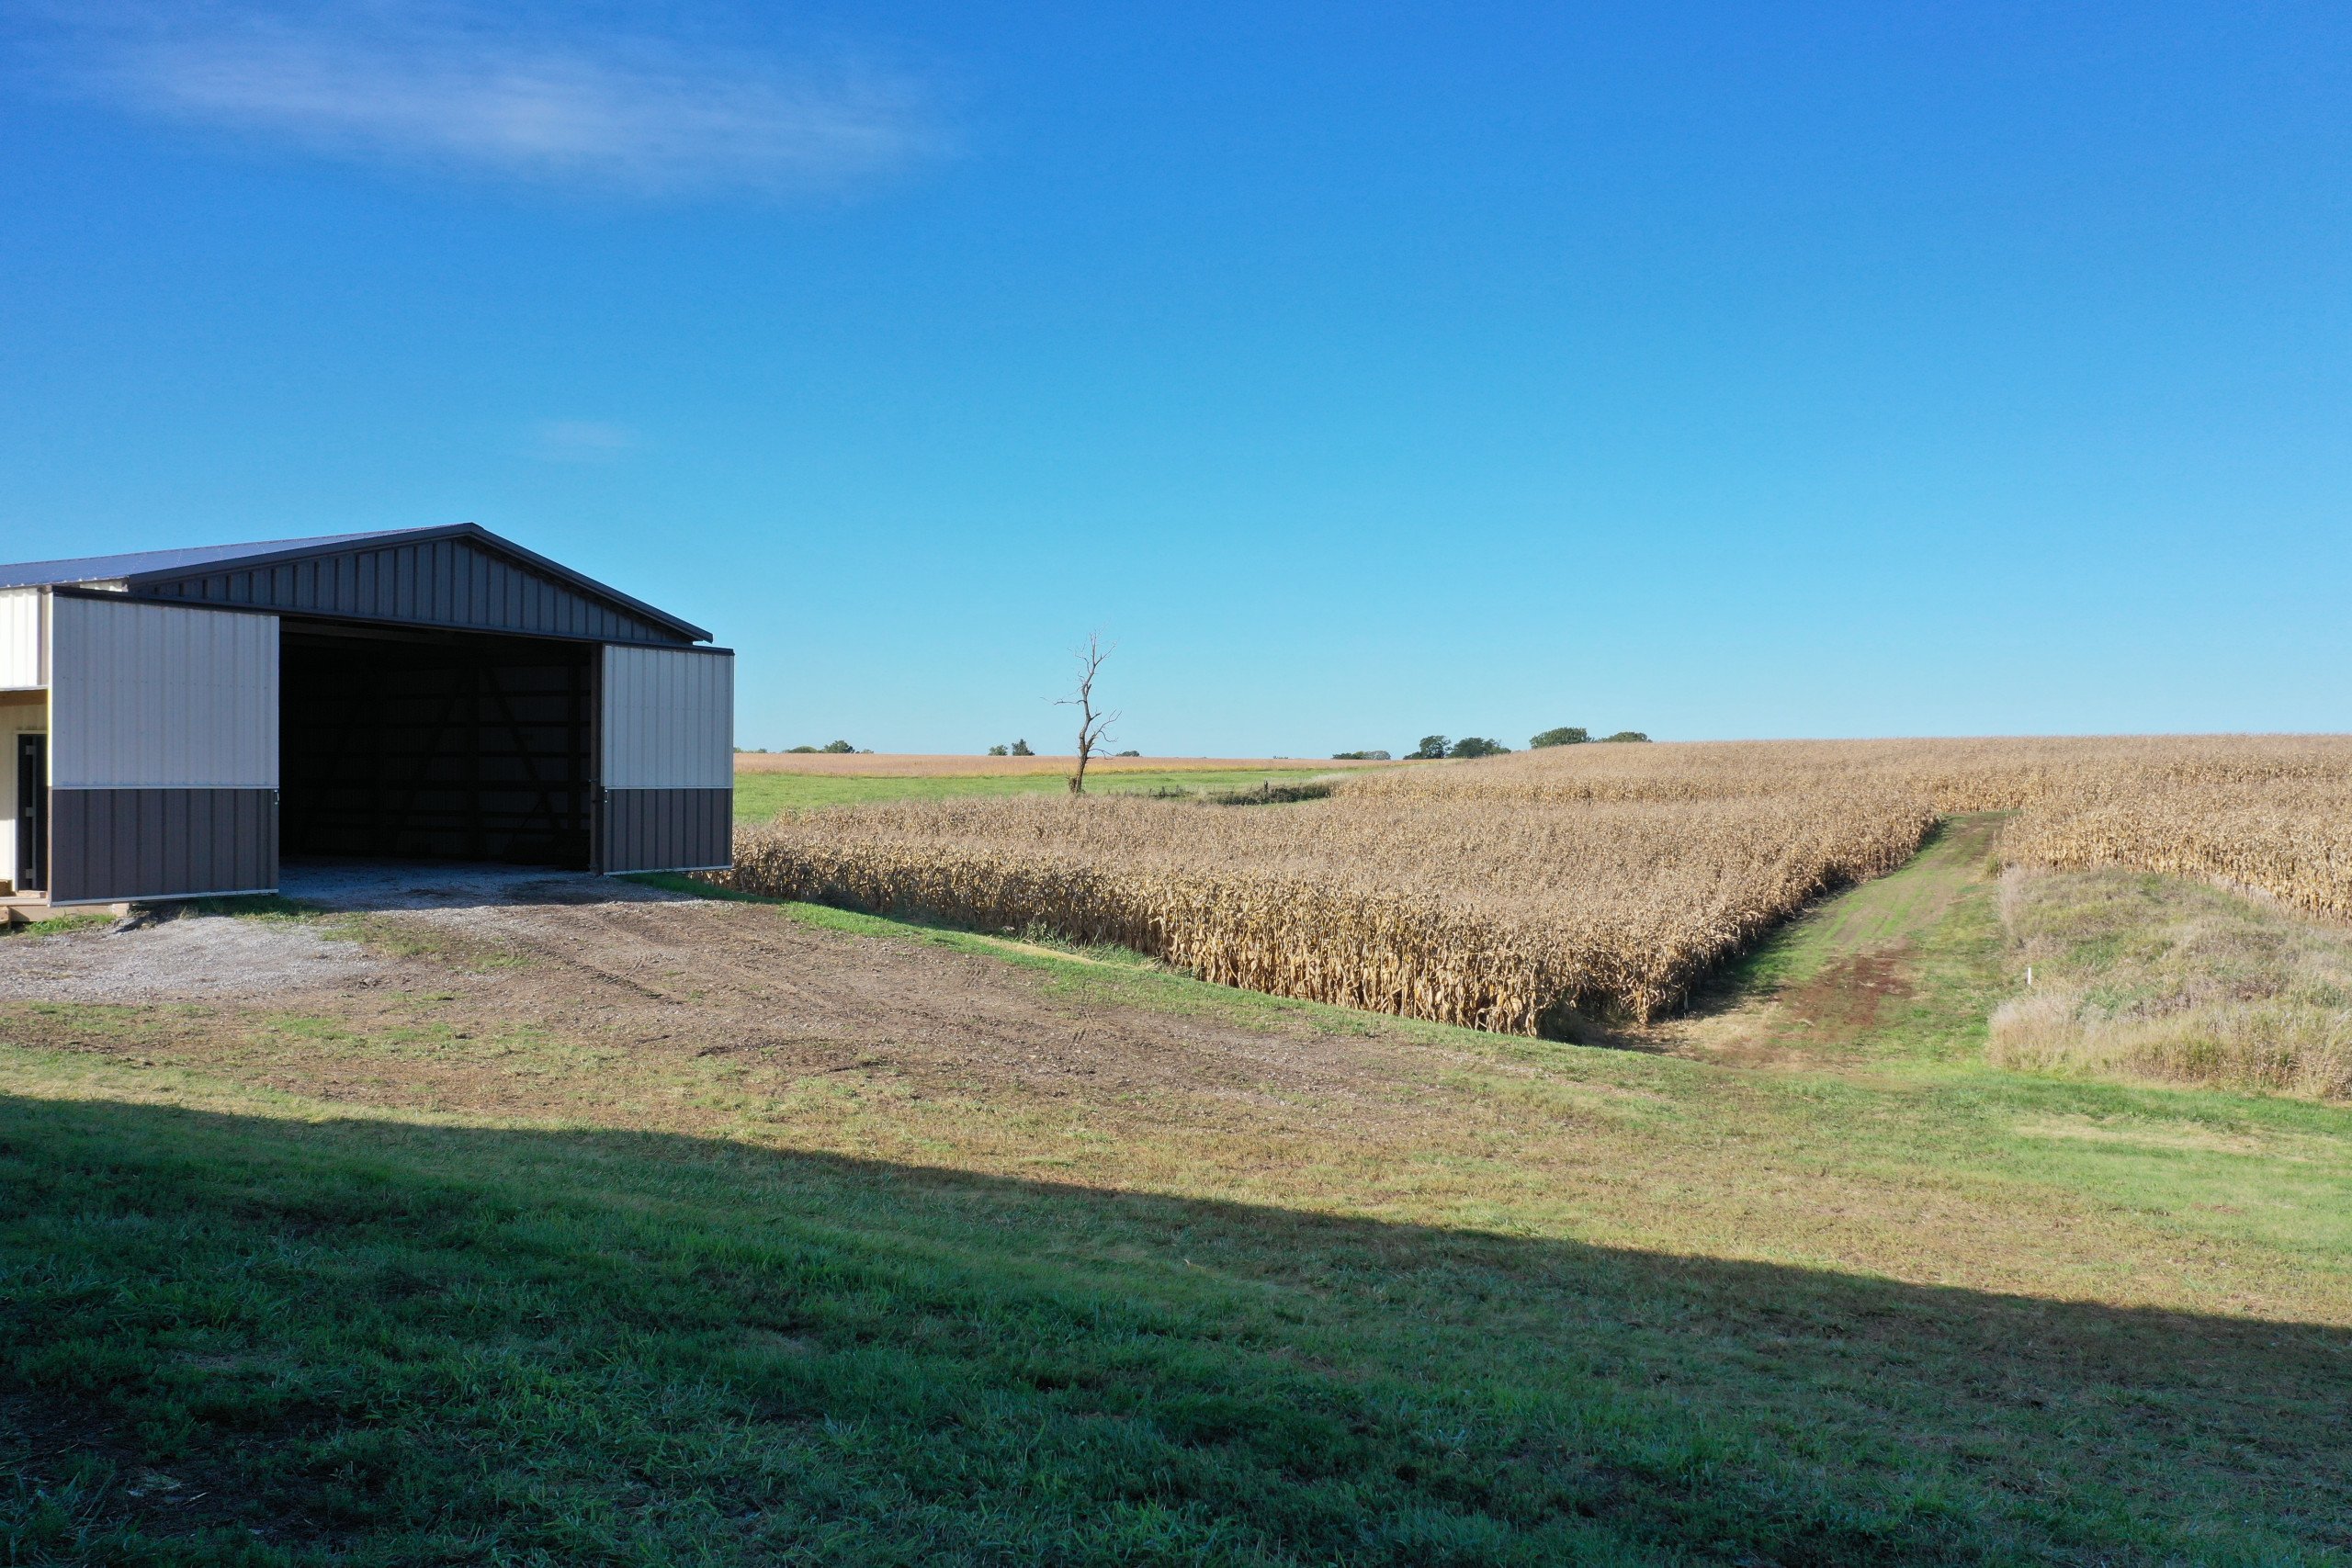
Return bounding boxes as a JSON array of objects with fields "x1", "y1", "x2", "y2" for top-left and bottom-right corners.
[
  {"x1": 597, "y1": 646, "x2": 733, "y2": 872},
  {"x1": 47, "y1": 596, "x2": 279, "y2": 903},
  {"x1": 48, "y1": 788, "x2": 277, "y2": 904}
]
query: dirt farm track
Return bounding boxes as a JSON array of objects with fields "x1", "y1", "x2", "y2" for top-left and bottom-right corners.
[{"x1": 0, "y1": 865, "x2": 1452, "y2": 1127}]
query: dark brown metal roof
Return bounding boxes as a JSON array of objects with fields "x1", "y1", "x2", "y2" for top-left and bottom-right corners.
[{"x1": 0, "y1": 523, "x2": 710, "y2": 645}]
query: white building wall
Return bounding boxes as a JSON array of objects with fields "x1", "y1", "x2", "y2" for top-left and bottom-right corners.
[
  {"x1": 0, "y1": 590, "x2": 44, "y2": 689},
  {"x1": 601, "y1": 646, "x2": 733, "y2": 789},
  {"x1": 49, "y1": 596, "x2": 279, "y2": 788}
]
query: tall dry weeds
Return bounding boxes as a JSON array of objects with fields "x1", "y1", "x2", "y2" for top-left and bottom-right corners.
[{"x1": 1991, "y1": 863, "x2": 2352, "y2": 1100}]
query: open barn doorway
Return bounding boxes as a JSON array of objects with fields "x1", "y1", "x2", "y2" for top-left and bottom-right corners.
[{"x1": 280, "y1": 623, "x2": 594, "y2": 868}]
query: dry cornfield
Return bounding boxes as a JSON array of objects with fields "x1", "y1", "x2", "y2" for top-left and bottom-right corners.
[{"x1": 730, "y1": 735, "x2": 2352, "y2": 1035}]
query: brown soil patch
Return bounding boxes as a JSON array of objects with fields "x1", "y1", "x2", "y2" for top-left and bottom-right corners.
[
  {"x1": 1773, "y1": 948, "x2": 1915, "y2": 1046},
  {"x1": 1647, "y1": 947, "x2": 1916, "y2": 1069}
]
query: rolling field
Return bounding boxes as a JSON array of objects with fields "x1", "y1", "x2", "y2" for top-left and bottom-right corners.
[
  {"x1": 4, "y1": 836, "x2": 2351, "y2": 1562},
  {"x1": 736, "y1": 735, "x2": 2352, "y2": 1039},
  {"x1": 6, "y1": 738, "x2": 2348, "y2": 1562}
]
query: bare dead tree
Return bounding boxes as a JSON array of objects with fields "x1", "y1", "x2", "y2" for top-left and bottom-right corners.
[{"x1": 1055, "y1": 632, "x2": 1119, "y2": 795}]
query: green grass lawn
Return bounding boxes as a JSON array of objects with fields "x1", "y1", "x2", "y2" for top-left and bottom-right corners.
[
  {"x1": 734, "y1": 765, "x2": 1354, "y2": 818},
  {"x1": 4, "y1": 819, "x2": 2350, "y2": 1563},
  {"x1": 14, "y1": 1099, "x2": 2346, "y2": 1566}
]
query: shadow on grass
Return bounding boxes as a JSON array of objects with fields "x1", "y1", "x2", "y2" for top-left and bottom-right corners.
[{"x1": 4, "y1": 1095, "x2": 2346, "y2": 1565}]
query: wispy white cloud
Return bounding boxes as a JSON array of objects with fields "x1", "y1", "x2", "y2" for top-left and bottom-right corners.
[
  {"x1": 19, "y1": 4, "x2": 942, "y2": 197},
  {"x1": 526, "y1": 419, "x2": 639, "y2": 462}
]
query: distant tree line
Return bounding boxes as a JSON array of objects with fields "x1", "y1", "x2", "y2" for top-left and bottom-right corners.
[
  {"x1": 1334, "y1": 727, "x2": 1649, "y2": 761},
  {"x1": 1411, "y1": 735, "x2": 1507, "y2": 759},
  {"x1": 1533, "y1": 727, "x2": 1649, "y2": 746}
]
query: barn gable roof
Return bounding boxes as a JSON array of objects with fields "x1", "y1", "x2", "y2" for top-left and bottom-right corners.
[{"x1": 0, "y1": 524, "x2": 709, "y2": 645}]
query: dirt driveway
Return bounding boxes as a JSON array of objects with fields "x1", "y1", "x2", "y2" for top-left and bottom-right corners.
[{"x1": 0, "y1": 863, "x2": 1460, "y2": 1134}]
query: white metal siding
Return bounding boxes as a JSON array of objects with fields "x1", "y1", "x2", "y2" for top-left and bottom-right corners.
[
  {"x1": 602, "y1": 647, "x2": 733, "y2": 789},
  {"x1": 0, "y1": 591, "x2": 43, "y2": 689},
  {"x1": 50, "y1": 597, "x2": 279, "y2": 788}
]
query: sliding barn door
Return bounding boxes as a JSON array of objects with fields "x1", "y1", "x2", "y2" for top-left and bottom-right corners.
[
  {"x1": 47, "y1": 596, "x2": 279, "y2": 903},
  {"x1": 597, "y1": 646, "x2": 733, "y2": 873}
]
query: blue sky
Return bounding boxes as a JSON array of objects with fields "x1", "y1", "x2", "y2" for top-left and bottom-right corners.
[{"x1": 3, "y1": 3, "x2": 2346, "y2": 753}]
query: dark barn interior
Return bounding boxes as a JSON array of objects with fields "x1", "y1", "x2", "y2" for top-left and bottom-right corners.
[{"x1": 280, "y1": 623, "x2": 594, "y2": 867}]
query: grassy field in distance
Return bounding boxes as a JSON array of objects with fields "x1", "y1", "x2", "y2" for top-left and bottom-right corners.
[
  {"x1": 737, "y1": 752, "x2": 1398, "y2": 777},
  {"x1": 735, "y1": 756, "x2": 1393, "y2": 817},
  {"x1": 5, "y1": 820, "x2": 2348, "y2": 1562}
]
